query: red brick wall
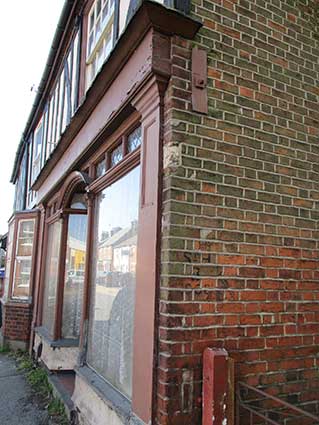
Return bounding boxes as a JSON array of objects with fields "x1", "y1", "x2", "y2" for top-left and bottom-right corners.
[
  {"x1": 157, "y1": 0, "x2": 319, "y2": 423},
  {"x1": 2, "y1": 303, "x2": 33, "y2": 343}
]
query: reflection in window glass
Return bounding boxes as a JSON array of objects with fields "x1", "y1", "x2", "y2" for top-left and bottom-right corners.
[
  {"x1": 86, "y1": 0, "x2": 115, "y2": 88},
  {"x1": 128, "y1": 126, "x2": 141, "y2": 153},
  {"x1": 12, "y1": 219, "x2": 35, "y2": 299},
  {"x1": 110, "y1": 145, "x2": 123, "y2": 167},
  {"x1": 62, "y1": 214, "x2": 87, "y2": 339},
  {"x1": 42, "y1": 221, "x2": 62, "y2": 337},
  {"x1": 88, "y1": 165, "x2": 140, "y2": 398},
  {"x1": 96, "y1": 158, "x2": 107, "y2": 178}
]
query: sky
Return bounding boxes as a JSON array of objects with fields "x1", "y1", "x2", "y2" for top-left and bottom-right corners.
[{"x1": 0, "y1": 0, "x2": 65, "y2": 235}]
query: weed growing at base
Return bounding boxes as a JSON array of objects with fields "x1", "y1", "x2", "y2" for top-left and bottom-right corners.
[{"x1": 15, "y1": 350, "x2": 69, "y2": 425}]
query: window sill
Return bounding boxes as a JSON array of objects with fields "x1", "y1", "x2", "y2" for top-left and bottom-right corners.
[
  {"x1": 35, "y1": 326, "x2": 79, "y2": 348},
  {"x1": 75, "y1": 365, "x2": 131, "y2": 422}
]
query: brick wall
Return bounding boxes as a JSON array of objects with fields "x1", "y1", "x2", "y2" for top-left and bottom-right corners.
[
  {"x1": 2, "y1": 303, "x2": 33, "y2": 344},
  {"x1": 158, "y1": 0, "x2": 319, "y2": 423}
]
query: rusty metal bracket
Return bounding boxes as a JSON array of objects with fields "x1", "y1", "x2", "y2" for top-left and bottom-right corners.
[{"x1": 192, "y1": 47, "x2": 208, "y2": 114}]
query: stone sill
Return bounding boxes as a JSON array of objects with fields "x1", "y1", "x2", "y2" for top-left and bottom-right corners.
[
  {"x1": 35, "y1": 326, "x2": 79, "y2": 348},
  {"x1": 75, "y1": 365, "x2": 132, "y2": 422}
]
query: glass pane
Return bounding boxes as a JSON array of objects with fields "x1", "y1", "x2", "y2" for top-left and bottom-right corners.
[
  {"x1": 96, "y1": 18, "x2": 101, "y2": 40},
  {"x1": 42, "y1": 221, "x2": 62, "y2": 336},
  {"x1": 96, "y1": 158, "x2": 106, "y2": 178},
  {"x1": 102, "y1": 2, "x2": 109, "y2": 21},
  {"x1": 62, "y1": 215, "x2": 87, "y2": 339},
  {"x1": 16, "y1": 220, "x2": 34, "y2": 257},
  {"x1": 127, "y1": 126, "x2": 141, "y2": 152},
  {"x1": 104, "y1": 30, "x2": 113, "y2": 58},
  {"x1": 57, "y1": 70, "x2": 65, "y2": 138},
  {"x1": 110, "y1": 144, "x2": 123, "y2": 167},
  {"x1": 12, "y1": 259, "x2": 32, "y2": 298},
  {"x1": 12, "y1": 219, "x2": 35, "y2": 299},
  {"x1": 119, "y1": 0, "x2": 130, "y2": 35},
  {"x1": 70, "y1": 193, "x2": 87, "y2": 209},
  {"x1": 88, "y1": 165, "x2": 140, "y2": 398},
  {"x1": 89, "y1": 10, "x2": 95, "y2": 33},
  {"x1": 88, "y1": 32, "x2": 94, "y2": 56},
  {"x1": 96, "y1": 0, "x2": 101, "y2": 17},
  {"x1": 71, "y1": 31, "x2": 80, "y2": 115}
]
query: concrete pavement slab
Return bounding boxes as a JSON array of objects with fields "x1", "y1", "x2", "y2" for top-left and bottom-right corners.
[{"x1": 0, "y1": 354, "x2": 49, "y2": 425}]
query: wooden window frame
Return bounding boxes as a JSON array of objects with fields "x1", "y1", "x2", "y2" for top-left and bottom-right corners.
[
  {"x1": 6, "y1": 211, "x2": 40, "y2": 303},
  {"x1": 81, "y1": 113, "x2": 141, "y2": 180},
  {"x1": 40, "y1": 189, "x2": 88, "y2": 341}
]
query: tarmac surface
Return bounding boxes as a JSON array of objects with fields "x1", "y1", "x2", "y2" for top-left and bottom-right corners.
[{"x1": 0, "y1": 353, "x2": 49, "y2": 425}]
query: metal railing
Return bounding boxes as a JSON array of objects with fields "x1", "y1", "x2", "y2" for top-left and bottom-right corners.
[{"x1": 236, "y1": 382, "x2": 319, "y2": 425}]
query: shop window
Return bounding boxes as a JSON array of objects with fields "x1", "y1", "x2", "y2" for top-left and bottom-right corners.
[
  {"x1": 41, "y1": 191, "x2": 88, "y2": 340},
  {"x1": 87, "y1": 165, "x2": 140, "y2": 398},
  {"x1": 62, "y1": 213, "x2": 87, "y2": 339},
  {"x1": 42, "y1": 220, "x2": 62, "y2": 336}
]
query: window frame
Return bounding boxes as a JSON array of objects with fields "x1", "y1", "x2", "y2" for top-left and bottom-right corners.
[
  {"x1": 82, "y1": 124, "x2": 141, "y2": 401},
  {"x1": 86, "y1": 162, "x2": 141, "y2": 398},
  {"x1": 6, "y1": 211, "x2": 39, "y2": 303},
  {"x1": 85, "y1": 0, "x2": 116, "y2": 89},
  {"x1": 40, "y1": 190, "x2": 88, "y2": 341},
  {"x1": 31, "y1": 118, "x2": 44, "y2": 184}
]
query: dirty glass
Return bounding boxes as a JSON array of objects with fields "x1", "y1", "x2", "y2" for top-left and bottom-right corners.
[
  {"x1": 127, "y1": 126, "x2": 141, "y2": 153},
  {"x1": 42, "y1": 220, "x2": 62, "y2": 337},
  {"x1": 12, "y1": 219, "x2": 35, "y2": 299},
  {"x1": 110, "y1": 144, "x2": 123, "y2": 167},
  {"x1": 87, "y1": 165, "x2": 140, "y2": 398},
  {"x1": 62, "y1": 214, "x2": 87, "y2": 339}
]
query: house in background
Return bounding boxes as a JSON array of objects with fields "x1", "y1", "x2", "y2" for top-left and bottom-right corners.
[{"x1": 2, "y1": 0, "x2": 319, "y2": 424}]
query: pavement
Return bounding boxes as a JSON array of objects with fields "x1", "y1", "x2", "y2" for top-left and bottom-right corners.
[{"x1": 0, "y1": 353, "x2": 49, "y2": 425}]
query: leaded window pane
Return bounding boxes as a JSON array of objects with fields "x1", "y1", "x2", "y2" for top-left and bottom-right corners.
[
  {"x1": 96, "y1": 158, "x2": 107, "y2": 177},
  {"x1": 128, "y1": 126, "x2": 141, "y2": 153},
  {"x1": 110, "y1": 145, "x2": 123, "y2": 167}
]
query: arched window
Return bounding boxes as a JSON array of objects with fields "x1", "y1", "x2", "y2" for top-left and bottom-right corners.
[{"x1": 41, "y1": 173, "x2": 91, "y2": 341}]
